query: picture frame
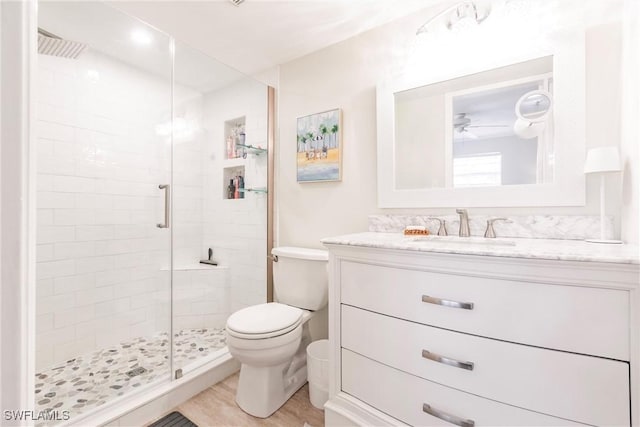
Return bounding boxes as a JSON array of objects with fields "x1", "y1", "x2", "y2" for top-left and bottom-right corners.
[{"x1": 296, "y1": 108, "x2": 342, "y2": 183}]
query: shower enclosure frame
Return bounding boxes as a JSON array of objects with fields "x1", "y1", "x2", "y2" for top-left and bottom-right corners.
[
  {"x1": 0, "y1": 1, "x2": 277, "y2": 424},
  {"x1": 1, "y1": 1, "x2": 39, "y2": 421}
]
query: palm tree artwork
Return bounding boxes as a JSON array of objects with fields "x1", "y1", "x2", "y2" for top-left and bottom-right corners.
[
  {"x1": 330, "y1": 124, "x2": 338, "y2": 149},
  {"x1": 296, "y1": 109, "x2": 341, "y2": 182},
  {"x1": 319, "y1": 124, "x2": 328, "y2": 149}
]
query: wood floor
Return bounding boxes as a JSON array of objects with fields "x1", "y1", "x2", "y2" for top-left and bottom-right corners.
[{"x1": 166, "y1": 373, "x2": 325, "y2": 427}]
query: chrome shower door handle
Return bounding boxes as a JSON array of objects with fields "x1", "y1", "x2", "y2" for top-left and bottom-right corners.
[
  {"x1": 423, "y1": 403, "x2": 474, "y2": 427},
  {"x1": 157, "y1": 184, "x2": 170, "y2": 228}
]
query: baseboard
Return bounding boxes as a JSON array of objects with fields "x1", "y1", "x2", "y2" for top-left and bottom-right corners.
[{"x1": 324, "y1": 393, "x2": 405, "y2": 427}]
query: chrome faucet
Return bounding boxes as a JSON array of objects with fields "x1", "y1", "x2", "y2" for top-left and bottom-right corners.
[
  {"x1": 484, "y1": 218, "x2": 510, "y2": 238},
  {"x1": 456, "y1": 209, "x2": 470, "y2": 237},
  {"x1": 428, "y1": 218, "x2": 448, "y2": 236}
]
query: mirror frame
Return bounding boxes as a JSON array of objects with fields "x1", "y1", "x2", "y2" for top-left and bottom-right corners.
[{"x1": 376, "y1": 31, "x2": 585, "y2": 208}]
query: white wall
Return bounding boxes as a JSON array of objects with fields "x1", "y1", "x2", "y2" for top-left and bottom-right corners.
[
  {"x1": 35, "y1": 51, "x2": 174, "y2": 371},
  {"x1": 277, "y1": 2, "x2": 630, "y2": 249}
]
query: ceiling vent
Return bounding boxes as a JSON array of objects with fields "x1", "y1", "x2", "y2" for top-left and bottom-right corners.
[{"x1": 229, "y1": 0, "x2": 245, "y2": 6}]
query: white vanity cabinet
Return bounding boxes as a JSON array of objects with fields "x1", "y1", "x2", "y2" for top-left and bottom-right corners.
[{"x1": 323, "y1": 240, "x2": 639, "y2": 427}]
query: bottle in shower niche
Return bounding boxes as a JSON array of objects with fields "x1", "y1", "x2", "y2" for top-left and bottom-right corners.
[
  {"x1": 226, "y1": 135, "x2": 235, "y2": 159},
  {"x1": 233, "y1": 123, "x2": 244, "y2": 158},
  {"x1": 238, "y1": 175, "x2": 245, "y2": 199},
  {"x1": 234, "y1": 175, "x2": 240, "y2": 199},
  {"x1": 227, "y1": 179, "x2": 235, "y2": 199}
]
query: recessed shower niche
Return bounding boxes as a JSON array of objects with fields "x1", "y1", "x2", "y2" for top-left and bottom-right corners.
[
  {"x1": 224, "y1": 116, "x2": 246, "y2": 160},
  {"x1": 221, "y1": 114, "x2": 268, "y2": 199},
  {"x1": 223, "y1": 165, "x2": 246, "y2": 199}
]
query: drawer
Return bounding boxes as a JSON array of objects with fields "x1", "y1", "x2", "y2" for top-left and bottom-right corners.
[
  {"x1": 342, "y1": 305, "x2": 630, "y2": 427},
  {"x1": 341, "y1": 349, "x2": 586, "y2": 427},
  {"x1": 340, "y1": 260, "x2": 629, "y2": 360}
]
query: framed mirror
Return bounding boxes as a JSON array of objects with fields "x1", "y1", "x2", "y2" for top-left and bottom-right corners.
[{"x1": 376, "y1": 33, "x2": 585, "y2": 208}]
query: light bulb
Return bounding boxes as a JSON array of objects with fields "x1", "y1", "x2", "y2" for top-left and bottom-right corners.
[{"x1": 131, "y1": 29, "x2": 153, "y2": 46}]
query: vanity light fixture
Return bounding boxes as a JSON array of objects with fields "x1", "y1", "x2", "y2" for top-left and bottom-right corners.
[
  {"x1": 416, "y1": 1, "x2": 490, "y2": 35},
  {"x1": 584, "y1": 147, "x2": 623, "y2": 244}
]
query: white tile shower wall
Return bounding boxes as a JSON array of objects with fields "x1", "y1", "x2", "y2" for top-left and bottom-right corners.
[
  {"x1": 35, "y1": 51, "x2": 180, "y2": 371},
  {"x1": 173, "y1": 93, "x2": 205, "y2": 267},
  {"x1": 202, "y1": 80, "x2": 268, "y2": 315},
  {"x1": 171, "y1": 91, "x2": 236, "y2": 331},
  {"x1": 171, "y1": 267, "x2": 230, "y2": 331}
]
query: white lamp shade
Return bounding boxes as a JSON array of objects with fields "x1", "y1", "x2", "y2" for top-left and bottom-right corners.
[{"x1": 584, "y1": 147, "x2": 622, "y2": 174}]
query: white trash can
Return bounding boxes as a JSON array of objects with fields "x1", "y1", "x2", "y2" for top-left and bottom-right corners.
[{"x1": 306, "y1": 339, "x2": 329, "y2": 410}]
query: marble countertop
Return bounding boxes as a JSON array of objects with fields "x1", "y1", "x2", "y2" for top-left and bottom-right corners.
[{"x1": 321, "y1": 232, "x2": 640, "y2": 264}]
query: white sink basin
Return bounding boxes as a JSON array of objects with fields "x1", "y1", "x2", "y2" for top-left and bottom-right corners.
[{"x1": 409, "y1": 235, "x2": 516, "y2": 246}]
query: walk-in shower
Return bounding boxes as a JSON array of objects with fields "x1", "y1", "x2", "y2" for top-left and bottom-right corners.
[{"x1": 34, "y1": 2, "x2": 270, "y2": 424}]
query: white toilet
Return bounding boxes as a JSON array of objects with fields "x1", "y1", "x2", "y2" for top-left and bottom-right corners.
[{"x1": 225, "y1": 246, "x2": 329, "y2": 418}]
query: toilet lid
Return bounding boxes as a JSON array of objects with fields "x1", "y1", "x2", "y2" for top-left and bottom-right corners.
[{"x1": 226, "y1": 303, "x2": 303, "y2": 336}]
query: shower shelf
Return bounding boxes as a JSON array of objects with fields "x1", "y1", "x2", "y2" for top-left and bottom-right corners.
[
  {"x1": 236, "y1": 143, "x2": 267, "y2": 156},
  {"x1": 239, "y1": 187, "x2": 267, "y2": 194}
]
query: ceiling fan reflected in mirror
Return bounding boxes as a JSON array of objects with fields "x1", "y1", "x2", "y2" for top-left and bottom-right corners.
[{"x1": 453, "y1": 113, "x2": 509, "y2": 140}]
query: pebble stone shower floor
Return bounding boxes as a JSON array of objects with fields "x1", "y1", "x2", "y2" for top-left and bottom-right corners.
[{"x1": 34, "y1": 328, "x2": 227, "y2": 425}]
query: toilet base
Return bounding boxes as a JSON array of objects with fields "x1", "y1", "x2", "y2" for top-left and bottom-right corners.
[
  {"x1": 235, "y1": 356, "x2": 308, "y2": 418},
  {"x1": 234, "y1": 321, "x2": 312, "y2": 418}
]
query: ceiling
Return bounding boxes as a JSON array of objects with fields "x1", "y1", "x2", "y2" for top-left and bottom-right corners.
[{"x1": 109, "y1": 0, "x2": 441, "y2": 76}]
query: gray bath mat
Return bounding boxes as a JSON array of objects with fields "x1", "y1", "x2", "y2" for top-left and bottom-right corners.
[{"x1": 149, "y1": 411, "x2": 198, "y2": 427}]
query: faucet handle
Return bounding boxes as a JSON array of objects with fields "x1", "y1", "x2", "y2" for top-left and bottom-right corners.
[
  {"x1": 484, "y1": 218, "x2": 510, "y2": 238},
  {"x1": 428, "y1": 218, "x2": 448, "y2": 236}
]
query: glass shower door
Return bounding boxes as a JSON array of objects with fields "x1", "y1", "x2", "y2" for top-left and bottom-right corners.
[
  {"x1": 171, "y1": 40, "x2": 269, "y2": 375},
  {"x1": 34, "y1": 2, "x2": 173, "y2": 422}
]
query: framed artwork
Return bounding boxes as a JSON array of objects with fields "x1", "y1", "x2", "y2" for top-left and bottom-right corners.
[{"x1": 296, "y1": 108, "x2": 342, "y2": 182}]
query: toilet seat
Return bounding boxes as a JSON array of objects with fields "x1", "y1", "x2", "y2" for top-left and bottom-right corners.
[{"x1": 226, "y1": 303, "x2": 303, "y2": 340}]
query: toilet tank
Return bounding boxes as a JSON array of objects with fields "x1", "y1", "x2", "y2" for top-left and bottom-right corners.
[{"x1": 272, "y1": 247, "x2": 328, "y2": 311}]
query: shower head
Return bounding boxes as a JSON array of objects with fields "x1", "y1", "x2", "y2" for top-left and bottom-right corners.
[{"x1": 38, "y1": 28, "x2": 87, "y2": 59}]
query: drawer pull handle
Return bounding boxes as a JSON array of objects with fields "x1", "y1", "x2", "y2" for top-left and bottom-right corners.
[
  {"x1": 423, "y1": 403, "x2": 475, "y2": 427},
  {"x1": 422, "y1": 295, "x2": 474, "y2": 310},
  {"x1": 422, "y1": 349, "x2": 474, "y2": 371}
]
